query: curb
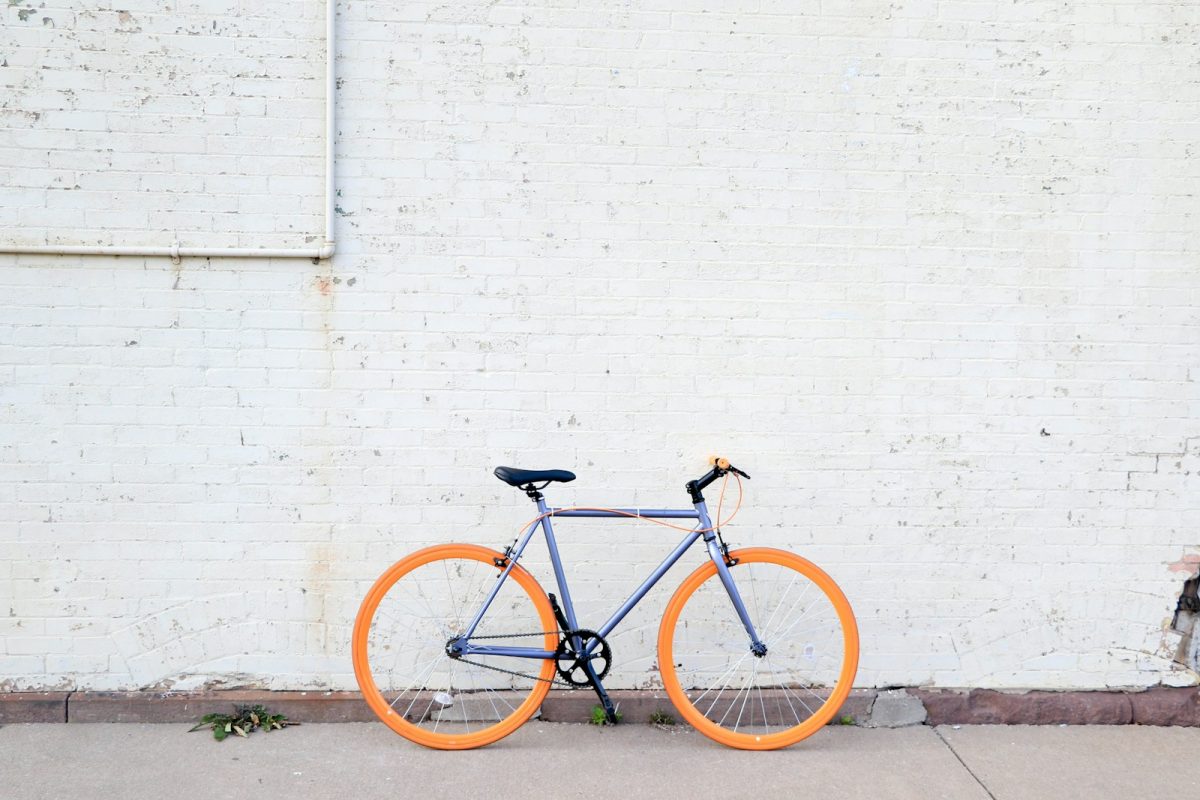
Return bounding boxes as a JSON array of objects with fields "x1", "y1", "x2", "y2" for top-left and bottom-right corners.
[
  {"x1": 66, "y1": 690, "x2": 376, "y2": 724},
  {"x1": 0, "y1": 692, "x2": 69, "y2": 723},
  {"x1": 2, "y1": 687, "x2": 1197, "y2": 726},
  {"x1": 914, "y1": 687, "x2": 1200, "y2": 726}
]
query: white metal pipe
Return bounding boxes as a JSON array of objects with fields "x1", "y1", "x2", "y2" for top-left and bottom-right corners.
[
  {"x1": 0, "y1": 245, "x2": 331, "y2": 258},
  {"x1": 1, "y1": 0, "x2": 337, "y2": 261},
  {"x1": 323, "y1": 0, "x2": 336, "y2": 256}
]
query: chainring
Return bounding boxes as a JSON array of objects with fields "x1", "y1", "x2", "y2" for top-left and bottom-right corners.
[{"x1": 554, "y1": 629, "x2": 612, "y2": 686}]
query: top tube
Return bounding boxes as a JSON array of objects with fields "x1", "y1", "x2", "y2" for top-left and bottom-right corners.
[{"x1": 547, "y1": 508, "x2": 700, "y2": 519}]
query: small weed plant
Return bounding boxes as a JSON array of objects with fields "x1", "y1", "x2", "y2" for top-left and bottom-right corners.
[
  {"x1": 190, "y1": 704, "x2": 296, "y2": 741},
  {"x1": 589, "y1": 705, "x2": 622, "y2": 726},
  {"x1": 649, "y1": 709, "x2": 676, "y2": 726}
]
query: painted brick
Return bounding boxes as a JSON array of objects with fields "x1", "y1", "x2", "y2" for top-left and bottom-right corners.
[{"x1": 0, "y1": 0, "x2": 1199, "y2": 696}]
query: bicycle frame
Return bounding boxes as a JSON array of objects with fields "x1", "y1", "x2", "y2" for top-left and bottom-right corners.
[{"x1": 454, "y1": 495, "x2": 765, "y2": 662}]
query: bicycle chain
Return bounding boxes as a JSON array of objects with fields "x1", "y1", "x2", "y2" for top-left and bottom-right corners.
[{"x1": 451, "y1": 631, "x2": 580, "y2": 688}]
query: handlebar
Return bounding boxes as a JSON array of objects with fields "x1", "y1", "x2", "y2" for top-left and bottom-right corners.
[
  {"x1": 708, "y1": 456, "x2": 751, "y2": 480},
  {"x1": 686, "y1": 457, "x2": 750, "y2": 502}
]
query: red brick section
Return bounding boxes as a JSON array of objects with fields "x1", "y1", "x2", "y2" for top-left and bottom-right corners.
[
  {"x1": 914, "y1": 689, "x2": 1131, "y2": 725},
  {"x1": 4, "y1": 687, "x2": 1197, "y2": 725},
  {"x1": 0, "y1": 692, "x2": 68, "y2": 723},
  {"x1": 67, "y1": 691, "x2": 376, "y2": 723},
  {"x1": 914, "y1": 688, "x2": 1200, "y2": 726},
  {"x1": 1128, "y1": 687, "x2": 1200, "y2": 726}
]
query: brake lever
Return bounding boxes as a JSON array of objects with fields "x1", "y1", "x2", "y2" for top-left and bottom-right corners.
[{"x1": 729, "y1": 465, "x2": 751, "y2": 480}]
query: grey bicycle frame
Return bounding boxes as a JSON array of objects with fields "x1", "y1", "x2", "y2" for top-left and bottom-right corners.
[{"x1": 456, "y1": 495, "x2": 765, "y2": 662}]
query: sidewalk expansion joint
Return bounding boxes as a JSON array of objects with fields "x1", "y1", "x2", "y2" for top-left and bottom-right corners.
[{"x1": 933, "y1": 726, "x2": 997, "y2": 800}]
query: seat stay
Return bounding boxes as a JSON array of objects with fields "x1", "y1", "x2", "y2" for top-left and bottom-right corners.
[{"x1": 459, "y1": 515, "x2": 544, "y2": 641}]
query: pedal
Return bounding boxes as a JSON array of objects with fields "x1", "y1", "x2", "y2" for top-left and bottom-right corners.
[
  {"x1": 598, "y1": 693, "x2": 619, "y2": 724},
  {"x1": 581, "y1": 658, "x2": 619, "y2": 724}
]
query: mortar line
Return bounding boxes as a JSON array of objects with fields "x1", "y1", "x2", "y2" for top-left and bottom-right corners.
[{"x1": 933, "y1": 726, "x2": 997, "y2": 800}]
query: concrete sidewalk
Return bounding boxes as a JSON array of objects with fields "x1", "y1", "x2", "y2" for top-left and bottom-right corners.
[{"x1": 2, "y1": 722, "x2": 1198, "y2": 800}]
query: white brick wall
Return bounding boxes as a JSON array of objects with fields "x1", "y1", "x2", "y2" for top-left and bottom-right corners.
[{"x1": 2, "y1": 0, "x2": 1199, "y2": 691}]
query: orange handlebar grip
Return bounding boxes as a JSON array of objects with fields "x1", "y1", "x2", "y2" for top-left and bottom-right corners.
[{"x1": 709, "y1": 456, "x2": 730, "y2": 470}]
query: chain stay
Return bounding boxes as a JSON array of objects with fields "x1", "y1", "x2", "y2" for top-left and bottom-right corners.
[{"x1": 452, "y1": 630, "x2": 578, "y2": 687}]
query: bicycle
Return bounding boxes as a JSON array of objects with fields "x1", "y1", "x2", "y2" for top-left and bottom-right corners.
[{"x1": 351, "y1": 457, "x2": 859, "y2": 750}]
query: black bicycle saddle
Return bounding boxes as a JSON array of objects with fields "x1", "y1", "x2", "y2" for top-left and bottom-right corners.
[{"x1": 494, "y1": 466, "x2": 576, "y2": 487}]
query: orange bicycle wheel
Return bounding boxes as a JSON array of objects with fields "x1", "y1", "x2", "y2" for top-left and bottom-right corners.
[
  {"x1": 352, "y1": 544, "x2": 557, "y2": 750},
  {"x1": 658, "y1": 547, "x2": 859, "y2": 750}
]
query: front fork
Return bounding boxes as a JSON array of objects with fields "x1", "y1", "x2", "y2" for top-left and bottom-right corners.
[{"x1": 699, "y1": 506, "x2": 768, "y2": 658}]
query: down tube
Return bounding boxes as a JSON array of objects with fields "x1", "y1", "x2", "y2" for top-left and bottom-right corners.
[{"x1": 594, "y1": 528, "x2": 703, "y2": 644}]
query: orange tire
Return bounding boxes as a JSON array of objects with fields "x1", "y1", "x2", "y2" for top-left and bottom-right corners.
[
  {"x1": 350, "y1": 544, "x2": 556, "y2": 753},
  {"x1": 658, "y1": 547, "x2": 859, "y2": 750}
]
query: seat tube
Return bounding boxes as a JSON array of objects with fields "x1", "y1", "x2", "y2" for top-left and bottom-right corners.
[
  {"x1": 696, "y1": 499, "x2": 765, "y2": 650},
  {"x1": 538, "y1": 498, "x2": 581, "y2": 631}
]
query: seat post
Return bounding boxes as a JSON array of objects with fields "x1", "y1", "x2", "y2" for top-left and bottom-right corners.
[{"x1": 521, "y1": 482, "x2": 545, "y2": 502}]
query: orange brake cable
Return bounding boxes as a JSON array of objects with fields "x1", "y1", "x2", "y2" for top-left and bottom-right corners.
[{"x1": 510, "y1": 472, "x2": 743, "y2": 545}]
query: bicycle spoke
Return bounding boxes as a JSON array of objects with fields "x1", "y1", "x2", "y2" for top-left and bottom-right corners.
[
  {"x1": 390, "y1": 653, "x2": 444, "y2": 709},
  {"x1": 720, "y1": 665, "x2": 757, "y2": 728},
  {"x1": 454, "y1": 661, "x2": 471, "y2": 733},
  {"x1": 777, "y1": 676, "x2": 817, "y2": 719},
  {"x1": 758, "y1": 682, "x2": 769, "y2": 732},
  {"x1": 755, "y1": 574, "x2": 803, "y2": 642},
  {"x1": 766, "y1": 600, "x2": 834, "y2": 645},
  {"x1": 770, "y1": 669, "x2": 799, "y2": 726},
  {"x1": 690, "y1": 649, "x2": 753, "y2": 707},
  {"x1": 465, "y1": 661, "x2": 513, "y2": 720},
  {"x1": 700, "y1": 652, "x2": 755, "y2": 719},
  {"x1": 760, "y1": 580, "x2": 814, "y2": 643},
  {"x1": 732, "y1": 659, "x2": 762, "y2": 732},
  {"x1": 398, "y1": 653, "x2": 448, "y2": 718},
  {"x1": 391, "y1": 652, "x2": 448, "y2": 705}
]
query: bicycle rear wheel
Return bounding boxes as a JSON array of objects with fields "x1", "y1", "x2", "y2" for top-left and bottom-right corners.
[
  {"x1": 657, "y1": 547, "x2": 859, "y2": 750},
  {"x1": 352, "y1": 544, "x2": 557, "y2": 750}
]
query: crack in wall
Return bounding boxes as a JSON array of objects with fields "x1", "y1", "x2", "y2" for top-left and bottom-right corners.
[{"x1": 1125, "y1": 437, "x2": 1199, "y2": 490}]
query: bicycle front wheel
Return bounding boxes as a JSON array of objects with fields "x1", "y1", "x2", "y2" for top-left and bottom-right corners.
[
  {"x1": 658, "y1": 547, "x2": 859, "y2": 750},
  {"x1": 352, "y1": 544, "x2": 557, "y2": 750}
]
